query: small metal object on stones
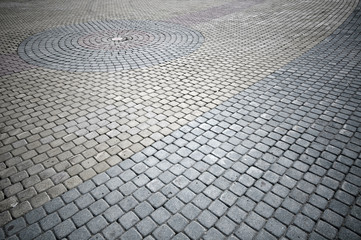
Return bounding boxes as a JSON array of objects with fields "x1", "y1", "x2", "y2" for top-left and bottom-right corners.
[{"x1": 18, "y1": 20, "x2": 204, "y2": 72}]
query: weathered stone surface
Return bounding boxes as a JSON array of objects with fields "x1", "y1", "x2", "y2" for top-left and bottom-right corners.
[{"x1": 0, "y1": 0, "x2": 361, "y2": 239}]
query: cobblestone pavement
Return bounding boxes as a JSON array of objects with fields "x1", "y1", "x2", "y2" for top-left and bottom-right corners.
[{"x1": 1, "y1": 0, "x2": 361, "y2": 239}]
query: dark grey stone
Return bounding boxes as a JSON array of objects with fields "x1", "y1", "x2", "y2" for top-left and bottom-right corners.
[
  {"x1": 208, "y1": 200, "x2": 227, "y2": 217},
  {"x1": 53, "y1": 219, "x2": 76, "y2": 238},
  {"x1": 119, "y1": 212, "x2": 140, "y2": 230},
  {"x1": 134, "y1": 202, "x2": 154, "y2": 218},
  {"x1": 136, "y1": 217, "x2": 157, "y2": 236},
  {"x1": 104, "y1": 190, "x2": 123, "y2": 205},
  {"x1": 184, "y1": 221, "x2": 205, "y2": 240},
  {"x1": 102, "y1": 222, "x2": 124, "y2": 240},
  {"x1": 78, "y1": 181, "x2": 96, "y2": 194},
  {"x1": 265, "y1": 218, "x2": 286, "y2": 237},
  {"x1": 294, "y1": 214, "x2": 315, "y2": 232},
  {"x1": 34, "y1": 231, "x2": 56, "y2": 240},
  {"x1": 87, "y1": 215, "x2": 108, "y2": 234},
  {"x1": 72, "y1": 209, "x2": 93, "y2": 227},
  {"x1": 119, "y1": 196, "x2": 138, "y2": 211},
  {"x1": 18, "y1": 223, "x2": 42, "y2": 240},
  {"x1": 40, "y1": 212, "x2": 61, "y2": 231},
  {"x1": 234, "y1": 223, "x2": 256, "y2": 240},
  {"x1": 177, "y1": 189, "x2": 196, "y2": 203},
  {"x1": 274, "y1": 208, "x2": 294, "y2": 225},
  {"x1": 152, "y1": 224, "x2": 175, "y2": 240},
  {"x1": 61, "y1": 188, "x2": 80, "y2": 203},
  {"x1": 58, "y1": 202, "x2": 79, "y2": 220},
  {"x1": 105, "y1": 177, "x2": 123, "y2": 190},
  {"x1": 203, "y1": 228, "x2": 225, "y2": 240},
  {"x1": 93, "y1": 173, "x2": 110, "y2": 186},
  {"x1": 25, "y1": 207, "x2": 46, "y2": 224},
  {"x1": 44, "y1": 197, "x2": 65, "y2": 213},
  {"x1": 120, "y1": 228, "x2": 142, "y2": 240},
  {"x1": 168, "y1": 213, "x2": 189, "y2": 233},
  {"x1": 75, "y1": 193, "x2": 95, "y2": 209},
  {"x1": 91, "y1": 185, "x2": 110, "y2": 200},
  {"x1": 181, "y1": 204, "x2": 201, "y2": 221},
  {"x1": 104, "y1": 205, "x2": 124, "y2": 222},
  {"x1": 151, "y1": 207, "x2": 171, "y2": 224},
  {"x1": 68, "y1": 226, "x2": 91, "y2": 240}
]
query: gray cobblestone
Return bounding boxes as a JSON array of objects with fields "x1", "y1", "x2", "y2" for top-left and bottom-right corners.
[
  {"x1": 121, "y1": 228, "x2": 142, "y2": 240},
  {"x1": 90, "y1": 199, "x2": 109, "y2": 215},
  {"x1": 188, "y1": 180, "x2": 206, "y2": 194},
  {"x1": 4, "y1": 183, "x2": 23, "y2": 198},
  {"x1": 104, "y1": 205, "x2": 124, "y2": 222},
  {"x1": 17, "y1": 188, "x2": 36, "y2": 202},
  {"x1": 34, "y1": 231, "x2": 56, "y2": 240},
  {"x1": 197, "y1": 210, "x2": 217, "y2": 228},
  {"x1": 75, "y1": 193, "x2": 95, "y2": 209},
  {"x1": 91, "y1": 185, "x2": 110, "y2": 200},
  {"x1": 54, "y1": 218, "x2": 76, "y2": 238},
  {"x1": 168, "y1": 213, "x2": 188, "y2": 233},
  {"x1": 265, "y1": 218, "x2": 286, "y2": 238},
  {"x1": 344, "y1": 216, "x2": 361, "y2": 236},
  {"x1": 192, "y1": 193, "x2": 212, "y2": 210},
  {"x1": 58, "y1": 202, "x2": 78, "y2": 220},
  {"x1": 4, "y1": 218, "x2": 26, "y2": 236},
  {"x1": 43, "y1": 197, "x2": 64, "y2": 213},
  {"x1": 87, "y1": 215, "x2": 108, "y2": 234},
  {"x1": 294, "y1": 214, "x2": 315, "y2": 232},
  {"x1": 245, "y1": 212, "x2": 266, "y2": 231},
  {"x1": 255, "y1": 229, "x2": 277, "y2": 240},
  {"x1": 93, "y1": 173, "x2": 111, "y2": 186},
  {"x1": 120, "y1": 182, "x2": 137, "y2": 196},
  {"x1": 286, "y1": 226, "x2": 308, "y2": 240},
  {"x1": 40, "y1": 212, "x2": 61, "y2": 230},
  {"x1": 177, "y1": 189, "x2": 196, "y2": 204},
  {"x1": 134, "y1": 202, "x2": 154, "y2": 218},
  {"x1": 10, "y1": 201, "x2": 32, "y2": 219},
  {"x1": 338, "y1": 227, "x2": 360, "y2": 240},
  {"x1": 147, "y1": 192, "x2": 167, "y2": 208},
  {"x1": 62, "y1": 189, "x2": 81, "y2": 203},
  {"x1": 72, "y1": 209, "x2": 93, "y2": 227},
  {"x1": 25, "y1": 207, "x2": 46, "y2": 225},
  {"x1": 103, "y1": 222, "x2": 124, "y2": 240},
  {"x1": 1, "y1": 1, "x2": 361, "y2": 240},
  {"x1": 119, "y1": 211, "x2": 139, "y2": 230},
  {"x1": 104, "y1": 190, "x2": 123, "y2": 205},
  {"x1": 68, "y1": 226, "x2": 91, "y2": 240},
  {"x1": 105, "y1": 177, "x2": 123, "y2": 190},
  {"x1": 133, "y1": 187, "x2": 151, "y2": 202},
  {"x1": 136, "y1": 217, "x2": 157, "y2": 236},
  {"x1": 90, "y1": 233, "x2": 105, "y2": 240},
  {"x1": 119, "y1": 196, "x2": 138, "y2": 211},
  {"x1": 152, "y1": 224, "x2": 175, "y2": 240},
  {"x1": 184, "y1": 221, "x2": 205, "y2": 240},
  {"x1": 78, "y1": 181, "x2": 96, "y2": 194}
]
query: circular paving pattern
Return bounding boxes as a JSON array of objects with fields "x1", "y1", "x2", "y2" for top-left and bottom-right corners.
[{"x1": 18, "y1": 20, "x2": 204, "y2": 72}]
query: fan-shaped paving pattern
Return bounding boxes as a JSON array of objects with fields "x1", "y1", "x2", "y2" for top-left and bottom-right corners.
[{"x1": 18, "y1": 20, "x2": 204, "y2": 72}]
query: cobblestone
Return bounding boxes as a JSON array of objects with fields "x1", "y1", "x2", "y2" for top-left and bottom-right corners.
[
  {"x1": 1, "y1": 0, "x2": 361, "y2": 239},
  {"x1": 71, "y1": 209, "x2": 93, "y2": 227}
]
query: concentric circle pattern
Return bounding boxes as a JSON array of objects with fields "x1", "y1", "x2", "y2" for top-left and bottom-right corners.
[{"x1": 18, "y1": 20, "x2": 204, "y2": 72}]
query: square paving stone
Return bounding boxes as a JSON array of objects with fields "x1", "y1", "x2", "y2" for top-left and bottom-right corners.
[
  {"x1": 184, "y1": 221, "x2": 205, "y2": 240},
  {"x1": 86, "y1": 215, "x2": 108, "y2": 234},
  {"x1": 136, "y1": 217, "x2": 157, "y2": 237},
  {"x1": 53, "y1": 219, "x2": 76, "y2": 238},
  {"x1": 152, "y1": 224, "x2": 175, "y2": 240},
  {"x1": 102, "y1": 222, "x2": 124, "y2": 240}
]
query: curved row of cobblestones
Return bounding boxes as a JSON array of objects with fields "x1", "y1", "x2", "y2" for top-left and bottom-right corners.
[{"x1": 18, "y1": 20, "x2": 204, "y2": 72}]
